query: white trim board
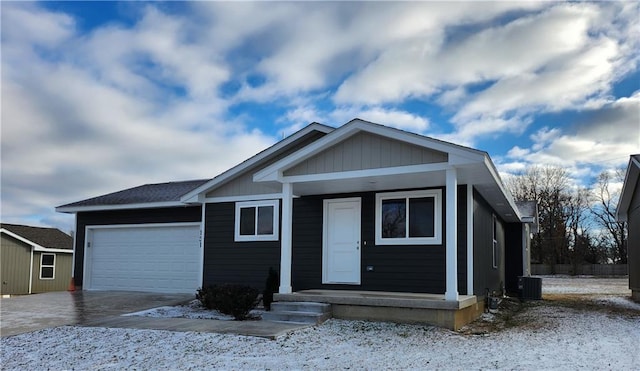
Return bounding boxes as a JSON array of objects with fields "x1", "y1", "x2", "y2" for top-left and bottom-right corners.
[{"x1": 56, "y1": 201, "x2": 188, "y2": 213}]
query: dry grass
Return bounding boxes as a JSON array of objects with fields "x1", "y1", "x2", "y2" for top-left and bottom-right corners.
[{"x1": 459, "y1": 294, "x2": 640, "y2": 335}]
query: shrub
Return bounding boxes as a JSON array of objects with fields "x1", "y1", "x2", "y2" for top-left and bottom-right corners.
[
  {"x1": 263, "y1": 267, "x2": 279, "y2": 311},
  {"x1": 196, "y1": 284, "x2": 260, "y2": 320}
]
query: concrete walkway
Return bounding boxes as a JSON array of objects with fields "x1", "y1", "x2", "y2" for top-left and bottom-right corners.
[
  {"x1": 81, "y1": 316, "x2": 310, "y2": 340},
  {"x1": 1, "y1": 291, "x2": 310, "y2": 339}
]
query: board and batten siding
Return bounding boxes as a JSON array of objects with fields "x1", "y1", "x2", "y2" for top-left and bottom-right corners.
[
  {"x1": 284, "y1": 132, "x2": 448, "y2": 176},
  {"x1": 0, "y1": 235, "x2": 31, "y2": 295},
  {"x1": 473, "y1": 189, "x2": 506, "y2": 297},
  {"x1": 291, "y1": 187, "x2": 469, "y2": 294},
  {"x1": 202, "y1": 202, "x2": 281, "y2": 289},
  {"x1": 205, "y1": 131, "x2": 327, "y2": 199},
  {"x1": 30, "y1": 251, "x2": 73, "y2": 293},
  {"x1": 74, "y1": 206, "x2": 202, "y2": 287}
]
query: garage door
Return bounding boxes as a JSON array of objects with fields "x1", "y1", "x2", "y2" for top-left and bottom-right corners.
[{"x1": 87, "y1": 224, "x2": 201, "y2": 293}]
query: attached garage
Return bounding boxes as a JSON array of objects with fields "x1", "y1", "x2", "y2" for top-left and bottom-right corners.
[{"x1": 84, "y1": 223, "x2": 202, "y2": 293}]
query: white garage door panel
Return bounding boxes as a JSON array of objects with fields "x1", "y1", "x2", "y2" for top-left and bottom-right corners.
[{"x1": 89, "y1": 225, "x2": 200, "y2": 293}]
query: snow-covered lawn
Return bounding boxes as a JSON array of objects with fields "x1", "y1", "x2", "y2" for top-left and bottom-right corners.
[{"x1": 2, "y1": 277, "x2": 639, "y2": 370}]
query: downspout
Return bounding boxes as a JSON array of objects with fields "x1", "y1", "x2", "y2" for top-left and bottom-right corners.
[
  {"x1": 199, "y1": 202, "x2": 206, "y2": 289},
  {"x1": 71, "y1": 214, "x2": 77, "y2": 287},
  {"x1": 28, "y1": 246, "x2": 34, "y2": 294}
]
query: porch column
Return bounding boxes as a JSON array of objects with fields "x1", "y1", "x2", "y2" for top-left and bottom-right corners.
[
  {"x1": 279, "y1": 182, "x2": 293, "y2": 294},
  {"x1": 466, "y1": 184, "x2": 474, "y2": 296},
  {"x1": 445, "y1": 168, "x2": 459, "y2": 301}
]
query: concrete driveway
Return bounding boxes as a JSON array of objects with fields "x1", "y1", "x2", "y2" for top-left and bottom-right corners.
[{"x1": 0, "y1": 291, "x2": 193, "y2": 337}]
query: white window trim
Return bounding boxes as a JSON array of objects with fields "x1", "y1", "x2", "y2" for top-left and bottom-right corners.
[
  {"x1": 234, "y1": 200, "x2": 280, "y2": 242},
  {"x1": 40, "y1": 253, "x2": 56, "y2": 280},
  {"x1": 375, "y1": 189, "x2": 442, "y2": 245}
]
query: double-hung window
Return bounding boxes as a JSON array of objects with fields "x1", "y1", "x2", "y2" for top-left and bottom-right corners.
[
  {"x1": 234, "y1": 200, "x2": 279, "y2": 242},
  {"x1": 40, "y1": 253, "x2": 55, "y2": 279},
  {"x1": 375, "y1": 189, "x2": 442, "y2": 245}
]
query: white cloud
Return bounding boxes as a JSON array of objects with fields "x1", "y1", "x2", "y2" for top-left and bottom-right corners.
[
  {"x1": 0, "y1": 2, "x2": 276, "y2": 231},
  {"x1": 330, "y1": 107, "x2": 430, "y2": 133},
  {"x1": 499, "y1": 93, "x2": 639, "y2": 183},
  {"x1": 333, "y1": 2, "x2": 638, "y2": 144},
  {"x1": 1, "y1": 1, "x2": 638, "y2": 232}
]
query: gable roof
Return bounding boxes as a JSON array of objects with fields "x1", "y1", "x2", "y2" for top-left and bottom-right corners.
[
  {"x1": 1, "y1": 223, "x2": 73, "y2": 253},
  {"x1": 254, "y1": 119, "x2": 486, "y2": 182},
  {"x1": 56, "y1": 179, "x2": 210, "y2": 213},
  {"x1": 251, "y1": 118, "x2": 521, "y2": 222},
  {"x1": 54, "y1": 119, "x2": 522, "y2": 222},
  {"x1": 617, "y1": 154, "x2": 640, "y2": 222},
  {"x1": 180, "y1": 122, "x2": 334, "y2": 202}
]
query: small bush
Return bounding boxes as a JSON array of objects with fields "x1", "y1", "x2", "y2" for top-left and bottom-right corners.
[
  {"x1": 196, "y1": 284, "x2": 259, "y2": 320},
  {"x1": 263, "y1": 267, "x2": 279, "y2": 311}
]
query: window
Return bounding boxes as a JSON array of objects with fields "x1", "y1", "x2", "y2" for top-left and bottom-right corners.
[
  {"x1": 375, "y1": 190, "x2": 442, "y2": 245},
  {"x1": 234, "y1": 200, "x2": 279, "y2": 241},
  {"x1": 492, "y1": 215, "x2": 498, "y2": 269},
  {"x1": 40, "y1": 253, "x2": 55, "y2": 279}
]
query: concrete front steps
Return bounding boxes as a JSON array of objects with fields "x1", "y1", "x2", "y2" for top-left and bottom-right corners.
[{"x1": 262, "y1": 302, "x2": 332, "y2": 325}]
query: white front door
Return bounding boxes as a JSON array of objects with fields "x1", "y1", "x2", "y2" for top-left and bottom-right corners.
[{"x1": 323, "y1": 198, "x2": 361, "y2": 284}]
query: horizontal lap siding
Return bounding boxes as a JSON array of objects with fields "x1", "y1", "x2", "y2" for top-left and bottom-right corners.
[
  {"x1": 0, "y1": 236, "x2": 31, "y2": 295},
  {"x1": 31, "y1": 252, "x2": 73, "y2": 293},
  {"x1": 473, "y1": 190, "x2": 505, "y2": 296},
  {"x1": 74, "y1": 206, "x2": 202, "y2": 287},
  {"x1": 292, "y1": 188, "x2": 468, "y2": 294},
  {"x1": 629, "y1": 179, "x2": 640, "y2": 292},
  {"x1": 203, "y1": 203, "x2": 280, "y2": 289}
]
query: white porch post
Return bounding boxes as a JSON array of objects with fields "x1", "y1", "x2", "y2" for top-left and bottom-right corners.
[
  {"x1": 445, "y1": 168, "x2": 459, "y2": 301},
  {"x1": 279, "y1": 182, "x2": 293, "y2": 294},
  {"x1": 466, "y1": 184, "x2": 474, "y2": 296}
]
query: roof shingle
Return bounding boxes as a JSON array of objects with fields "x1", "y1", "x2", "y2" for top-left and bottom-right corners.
[
  {"x1": 57, "y1": 179, "x2": 210, "y2": 209},
  {"x1": 1, "y1": 223, "x2": 73, "y2": 249}
]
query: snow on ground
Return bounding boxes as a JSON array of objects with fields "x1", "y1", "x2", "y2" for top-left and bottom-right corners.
[
  {"x1": 540, "y1": 275, "x2": 631, "y2": 295},
  {"x1": 2, "y1": 277, "x2": 639, "y2": 370}
]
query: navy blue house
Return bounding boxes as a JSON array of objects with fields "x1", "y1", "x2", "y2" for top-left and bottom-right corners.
[{"x1": 57, "y1": 119, "x2": 536, "y2": 327}]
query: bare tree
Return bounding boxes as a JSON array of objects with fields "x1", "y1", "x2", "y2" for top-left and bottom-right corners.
[
  {"x1": 590, "y1": 170, "x2": 628, "y2": 263},
  {"x1": 507, "y1": 166, "x2": 574, "y2": 268}
]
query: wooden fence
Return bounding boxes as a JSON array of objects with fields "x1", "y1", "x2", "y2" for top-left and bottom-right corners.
[{"x1": 532, "y1": 264, "x2": 628, "y2": 276}]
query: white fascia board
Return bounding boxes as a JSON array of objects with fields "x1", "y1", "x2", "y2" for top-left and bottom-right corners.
[
  {"x1": 33, "y1": 246, "x2": 73, "y2": 253},
  {"x1": 180, "y1": 123, "x2": 334, "y2": 202},
  {"x1": 282, "y1": 163, "x2": 450, "y2": 184},
  {"x1": 616, "y1": 155, "x2": 640, "y2": 222},
  {"x1": 254, "y1": 119, "x2": 485, "y2": 183},
  {"x1": 483, "y1": 155, "x2": 522, "y2": 221},
  {"x1": 0, "y1": 228, "x2": 71, "y2": 253},
  {"x1": 205, "y1": 193, "x2": 285, "y2": 204},
  {"x1": 55, "y1": 201, "x2": 188, "y2": 213}
]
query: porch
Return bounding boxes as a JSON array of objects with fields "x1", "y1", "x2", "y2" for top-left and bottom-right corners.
[{"x1": 274, "y1": 290, "x2": 484, "y2": 330}]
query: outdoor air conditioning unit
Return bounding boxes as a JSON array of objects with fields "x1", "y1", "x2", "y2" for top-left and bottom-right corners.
[{"x1": 518, "y1": 276, "x2": 542, "y2": 300}]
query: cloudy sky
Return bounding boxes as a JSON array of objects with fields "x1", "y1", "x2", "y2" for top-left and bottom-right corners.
[{"x1": 2, "y1": 1, "x2": 639, "y2": 233}]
